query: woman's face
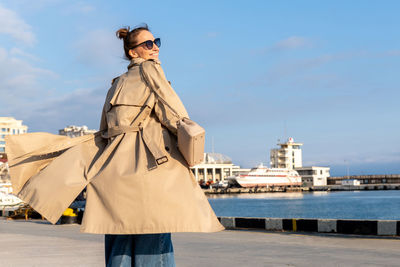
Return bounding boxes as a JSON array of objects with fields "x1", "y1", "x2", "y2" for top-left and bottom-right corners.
[{"x1": 129, "y1": 30, "x2": 159, "y2": 60}]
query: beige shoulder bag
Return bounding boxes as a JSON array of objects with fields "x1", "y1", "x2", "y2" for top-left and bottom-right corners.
[{"x1": 139, "y1": 64, "x2": 205, "y2": 167}]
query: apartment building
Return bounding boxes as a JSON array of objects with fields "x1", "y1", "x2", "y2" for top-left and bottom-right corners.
[{"x1": 0, "y1": 117, "x2": 28, "y2": 153}]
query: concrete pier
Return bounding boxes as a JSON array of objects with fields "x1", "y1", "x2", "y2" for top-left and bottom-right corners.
[{"x1": 1, "y1": 218, "x2": 400, "y2": 266}]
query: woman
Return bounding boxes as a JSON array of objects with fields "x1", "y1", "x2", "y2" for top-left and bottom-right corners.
[{"x1": 6, "y1": 24, "x2": 223, "y2": 267}]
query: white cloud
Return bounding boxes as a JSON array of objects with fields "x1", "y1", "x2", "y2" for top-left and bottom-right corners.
[
  {"x1": 252, "y1": 36, "x2": 311, "y2": 56},
  {"x1": 384, "y1": 50, "x2": 400, "y2": 57},
  {"x1": 0, "y1": 4, "x2": 36, "y2": 45},
  {"x1": 75, "y1": 2, "x2": 95, "y2": 13},
  {"x1": 6, "y1": 0, "x2": 64, "y2": 11},
  {"x1": 0, "y1": 46, "x2": 58, "y2": 114},
  {"x1": 0, "y1": 22, "x2": 117, "y2": 132},
  {"x1": 73, "y1": 29, "x2": 124, "y2": 69},
  {"x1": 273, "y1": 36, "x2": 310, "y2": 50},
  {"x1": 10, "y1": 47, "x2": 41, "y2": 61},
  {"x1": 0, "y1": 44, "x2": 106, "y2": 132},
  {"x1": 23, "y1": 87, "x2": 105, "y2": 132},
  {"x1": 63, "y1": 2, "x2": 95, "y2": 15},
  {"x1": 205, "y1": 32, "x2": 219, "y2": 38},
  {"x1": 265, "y1": 54, "x2": 334, "y2": 84}
]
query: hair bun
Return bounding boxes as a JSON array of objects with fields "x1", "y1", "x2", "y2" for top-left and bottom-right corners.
[{"x1": 116, "y1": 27, "x2": 130, "y2": 40}]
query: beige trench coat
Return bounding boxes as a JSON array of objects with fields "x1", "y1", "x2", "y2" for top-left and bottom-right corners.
[{"x1": 6, "y1": 58, "x2": 224, "y2": 234}]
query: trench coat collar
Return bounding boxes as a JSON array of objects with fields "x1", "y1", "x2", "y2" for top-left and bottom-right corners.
[{"x1": 127, "y1": 58, "x2": 161, "y2": 70}]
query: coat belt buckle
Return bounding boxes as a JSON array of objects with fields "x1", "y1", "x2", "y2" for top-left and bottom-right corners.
[{"x1": 156, "y1": 156, "x2": 168, "y2": 165}]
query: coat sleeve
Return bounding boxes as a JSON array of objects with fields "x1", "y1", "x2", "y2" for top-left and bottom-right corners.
[{"x1": 141, "y1": 60, "x2": 189, "y2": 135}]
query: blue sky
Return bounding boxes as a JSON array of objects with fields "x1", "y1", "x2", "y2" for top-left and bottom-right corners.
[{"x1": 0, "y1": 0, "x2": 399, "y2": 175}]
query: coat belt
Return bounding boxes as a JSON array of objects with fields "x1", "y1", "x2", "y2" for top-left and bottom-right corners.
[
  {"x1": 102, "y1": 125, "x2": 168, "y2": 166},
  {"x1": 102, "y1": 125, "x2": 141, "y2": 139}
]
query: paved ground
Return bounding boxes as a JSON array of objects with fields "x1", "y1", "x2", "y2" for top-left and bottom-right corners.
[{"x1": 0, "y1": 218, "x2": 399, "y2": 267}]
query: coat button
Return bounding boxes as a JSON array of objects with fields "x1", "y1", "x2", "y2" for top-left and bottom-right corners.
[{"x1": 165, "y1": 146, "x2": 170, "y2": 151}]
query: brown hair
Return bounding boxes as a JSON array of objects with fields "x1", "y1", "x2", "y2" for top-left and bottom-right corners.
[{"x1": 116, "y1": 24, "x2": 150, "y2": 60}]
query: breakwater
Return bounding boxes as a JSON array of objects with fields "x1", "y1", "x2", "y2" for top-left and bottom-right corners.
[
  {"x1": 328, "y1": 174, "x2": 400, "y2": 185},
  {"x1": 218, "y1": 216, "x2": 400, "y2": 236},
  {"x1": 314, "y1": 183, "x2": 400, "y2": 191}
]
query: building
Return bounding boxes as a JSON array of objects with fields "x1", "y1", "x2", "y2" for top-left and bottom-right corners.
[
  {"x1": 295, "y1": 166, "x2": 330, "y2": 187},
  {"x1": 270, "y1": 137, "x2": 303, "y2": 169},
  {"x1": 190, "y1": 153, "x2": 242, "y2": 182},
  {"x1": 0, "y1": 117, "x2": 28, "y2": 153},
  {"x1": 59, "y1": 125, "x2": 96, "y2": 138}
]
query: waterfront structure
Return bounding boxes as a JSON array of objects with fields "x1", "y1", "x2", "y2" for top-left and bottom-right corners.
[
  {"x1": 190, "y1": 153, "x2": 242, "y2": 182},
  {"x1": 328, "y1": 175, "x2": 400, "y2": 185},
  {"x1": 270, "y1": 137, "x2": 303, "y2": 169},
  {"x1": 0, "y1": 117, "x2": 28, "y2": 153},
  {"x1": 295, "y1": 166, "x2": 330, "y2": 187},
  {"x1": 59, "y1": 125, "x2": 96, "y2": 138}
]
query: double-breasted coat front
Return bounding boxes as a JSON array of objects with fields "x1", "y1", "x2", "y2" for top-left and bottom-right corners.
[{"x1": 6, "y1": 58, "x2": 224, "y2": 234}]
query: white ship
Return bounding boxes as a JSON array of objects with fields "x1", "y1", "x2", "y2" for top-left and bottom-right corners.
[{"x1": 235, "y1": 164, "x2": 302, "y2": 188}]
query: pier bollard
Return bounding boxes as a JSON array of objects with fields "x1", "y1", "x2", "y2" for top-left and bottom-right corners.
[
  {"x1": 265, "y1": 218, "x2": 283, "y2": 231},
  {"x1": 220, "y1": 217, "x2": 235, "y2": 229},
  {"x1": 60, "y1": 208, "x2": 78, "y2": 224},
  {"x1": 318, "y1": 219, "x2": 337, "y2": 233},
  {"x1": 292, "y1": 219, "x2": 297, "y2": 231},
  {"x1": 377, "y1": 220, "x2": 397, "y2": 236}
]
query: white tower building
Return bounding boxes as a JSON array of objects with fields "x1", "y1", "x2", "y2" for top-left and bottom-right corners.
[{"x1": 270, "y1": 137, "x2": 303, "y2": 169}]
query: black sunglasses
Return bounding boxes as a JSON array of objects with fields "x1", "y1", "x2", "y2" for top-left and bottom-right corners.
[{"x1": 131, "y1": 38, "x2": 161, "y2": 50}]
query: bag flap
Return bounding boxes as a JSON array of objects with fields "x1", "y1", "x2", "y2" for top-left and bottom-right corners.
[{"x1": 179, "y1": 119, "x2": 205, "y2": 136}]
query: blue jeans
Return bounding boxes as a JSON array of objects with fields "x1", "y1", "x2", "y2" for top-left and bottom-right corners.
[{"x1": 105, "y1": 233, "x2": 175, "y2": 267}]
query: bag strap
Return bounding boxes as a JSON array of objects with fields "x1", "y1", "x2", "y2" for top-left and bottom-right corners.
[{"x1": 139, "y1": 63, "x2": 182, "y2": 120}]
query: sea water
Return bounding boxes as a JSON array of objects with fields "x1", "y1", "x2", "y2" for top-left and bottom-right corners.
[{"x1": 208, "y1": 190, "x2": 400, "y2": 220}]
